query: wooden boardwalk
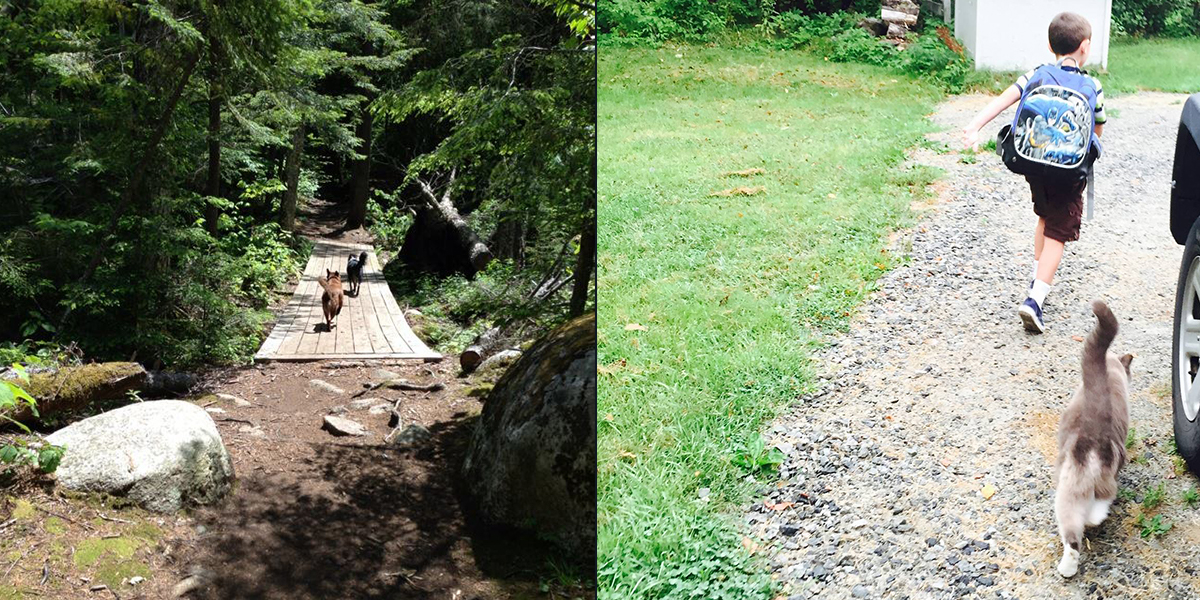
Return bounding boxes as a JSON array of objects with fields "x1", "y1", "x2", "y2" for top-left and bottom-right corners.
[{"x1": 254, "y1": 240, "x2": 441, "y2": 362}]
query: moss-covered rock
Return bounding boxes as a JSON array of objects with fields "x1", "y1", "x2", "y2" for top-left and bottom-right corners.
[{"x1": 461, "y1": 313, "x2": 595, "y2": 562}]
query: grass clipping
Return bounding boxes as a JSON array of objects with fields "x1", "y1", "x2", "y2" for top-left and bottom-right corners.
[{"x1": 709, "y1": 186, "x2": 765, "y2": 197}]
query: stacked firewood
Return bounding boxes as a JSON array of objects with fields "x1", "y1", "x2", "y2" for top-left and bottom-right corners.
[{"x1": 861, "y1": 0, "x2": 921, "y2": 41}]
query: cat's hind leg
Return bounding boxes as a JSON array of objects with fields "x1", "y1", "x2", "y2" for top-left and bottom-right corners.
[
  {"x1": 1055, "y1": 470, "x2": 1087, "y2": 577},
  {"x1": 1087, "y1": 471, "x2": 1118, "y2": 526},
  {"x1": 1086, "y1": 498, "x2": 1112, "y2": 526}
]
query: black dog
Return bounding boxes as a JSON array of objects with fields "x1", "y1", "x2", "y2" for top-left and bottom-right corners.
[{"x1": 346, "y1": 251, "x2": 367, "y2": 296}]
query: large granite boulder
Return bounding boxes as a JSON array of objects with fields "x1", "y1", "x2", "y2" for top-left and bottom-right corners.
[
  {"x1": 461, "y1": 313, "x2": 596, "y2": 560},
  {"x1": 46, "y1": 400, "x2": 234, "y2": 512}
]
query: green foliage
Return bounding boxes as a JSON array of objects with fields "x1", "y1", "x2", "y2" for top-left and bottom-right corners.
[
  {"x1": 1118, "y1": 487, "x2": 1137, "y2": 502},
  {"x1": 900, "y1": 31, "x2": 971, "y2": 93},
  {"x1": 829, "y1": 28, "x2": 898, "y2": 66},
  {"x1": 1136, "y1": 513, "x2": 1172, "y2": 538},
  {"x1": 1126, "y1": 427, "x2": 1139, "y2": 450},
  {"x1": 1183, "y1": 484, "x2": 1199, "y2": 508},
  {"x1": 763, "y1": 11, "x2": 862, "y2": 51},
  {"x1": 1142, "y1": 483, "x2": 1166, "y2": 510},
  {"x1": 600, "y1": 0, "x2": 879, "y2": 40},
  {"x1": 1113, "y1": 0, "x2": 1200, "y2": 37},
  {"x1": 0, "y1": 364, "x2": 65, "y2": 478},
  {"x1": 730, "y1": 436, "x2": 785, "y2": 474},
  {"x1": 366, "y1": 192, "x2": 414, "y2": 251}
]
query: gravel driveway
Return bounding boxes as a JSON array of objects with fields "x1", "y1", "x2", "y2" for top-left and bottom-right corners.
[{"x1": 752, "y1": 92, "x2": 1200, "y2": 599}]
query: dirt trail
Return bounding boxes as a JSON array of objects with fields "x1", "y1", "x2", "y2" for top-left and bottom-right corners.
[
  {"x1": 753, "y1": 93, "x2": 1200, "y2": 599},
  {"x1": 0, "y1": 199, "x2": 580, "y2": 600}
]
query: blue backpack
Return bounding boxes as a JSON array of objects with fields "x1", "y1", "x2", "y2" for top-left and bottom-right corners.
[{"x1": 997, "y1": 62, "x2": 1102, "y2": 182}]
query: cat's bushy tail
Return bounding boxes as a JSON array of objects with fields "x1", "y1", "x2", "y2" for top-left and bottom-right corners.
[{"x1": 1082, "y1": 300, "x2": 1117, "y2": 398}]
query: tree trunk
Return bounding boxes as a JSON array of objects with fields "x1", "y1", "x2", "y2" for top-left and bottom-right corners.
[
  {"x1": 569, "y1": 151, "x2": 596, "y2": 318},
  {"x1": 569, "y1": 218, "x2": 594, "y2": 318},
  {"x1": 411, "y1": 173, "x2": 493, "y2": 274},
  {"x1": 347, "y1": 105, "x2": 374, "y2": 229},
  {"x1": 204, "y1": 69, "x2": 221, "y2": 236},
  {"x1": 279, "y1": 123, "x2": 305, "y2": 232},
  {"x1": 203, "y1": 30, "x2": 223, "y2": 237},
  {"x1": 491, "y1": 211, "x2": 526, "y2": 267}
]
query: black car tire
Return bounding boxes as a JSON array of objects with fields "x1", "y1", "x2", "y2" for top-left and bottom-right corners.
[{"x1": 1173, "y1": 216, "x2": 1200, "y2": 472}]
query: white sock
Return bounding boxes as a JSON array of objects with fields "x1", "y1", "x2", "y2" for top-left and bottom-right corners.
[
  {"x1": 1032, "y1": 260, "x2": 1039, "y2": 281},
  {"x1": 1029, "y1": 279, "x2": 1051, "y2": 306}
]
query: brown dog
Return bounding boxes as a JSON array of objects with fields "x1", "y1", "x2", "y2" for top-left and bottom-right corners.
[{"x1": 316, "y1": 270, "x2": 344, "y2": 331}]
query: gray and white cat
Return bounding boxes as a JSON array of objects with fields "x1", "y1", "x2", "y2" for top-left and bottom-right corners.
[{"x1": 1054, "y1": 300, "x2": 1133, "y2": 578}]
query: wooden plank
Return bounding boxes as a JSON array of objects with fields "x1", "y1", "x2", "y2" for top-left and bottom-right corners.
[
  {"x1": 365, "y1": 253, "x2": 409, "y2": 353},
  {"x1": 358, "y1": 252, "x2": 392, "y2": 353}
]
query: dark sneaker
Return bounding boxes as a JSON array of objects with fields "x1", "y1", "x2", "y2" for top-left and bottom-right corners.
[{"x1": 1019, "y1": 297, "x2": 1045, "y2": 333}]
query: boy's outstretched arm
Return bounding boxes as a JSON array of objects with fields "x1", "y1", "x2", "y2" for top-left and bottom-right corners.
[{"x1": 961, "y1": 84, "x2": 1022, "y2": 150}]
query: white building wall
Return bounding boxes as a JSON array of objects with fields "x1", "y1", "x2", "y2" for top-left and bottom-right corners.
[{"x1": 956, "y1": 0, "x2": 1112, "y2": 71}]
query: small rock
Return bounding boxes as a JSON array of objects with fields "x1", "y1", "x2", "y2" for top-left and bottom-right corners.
[
  {"x1": 374, "y1": 369, "x2": 400, "y2": 381},
  {"x1": 851, "y1": 585, "x2": 869, "y2": 598},
  {"x1": 386, "y1": 423, "x2": 431, "y2": 446},
  {"x1": 328, "y1": 405, "x2": 348, "y2": 415},
  {"x1": 310, "y1": 379, "x2": 346, "y2": 395},
  {"x1": 698, "y1": 487, "x2": 711, "y2": 500},
  {"x1": 237, "y1": 425, "x2": 267, "y2": 438},
  {"x1": 216, "y1": 393, "x2": 251, "y2": 407},
  {"x1": 926, "y1": 537, "x2": 939, "y2": 547},
  {"x1": 127, "y1": 576, "x2": 145, "y2": 586},
  {"x1": 323, "y1": 415, "x2": 367, "y2": 436},
  {"x1": 368, "y1": 403, "x2": 393, "y2": 415},
  {"x1": 349, "y1": 398, "x2": 378, "y2": 410},
  {"x1": 204, "y1": 407, "x2": 226, "y2": 414}
]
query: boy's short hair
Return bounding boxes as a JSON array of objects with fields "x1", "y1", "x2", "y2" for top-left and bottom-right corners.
[{"x1": 1049, "y1": 12, "x2": 1092, "y2": 55}]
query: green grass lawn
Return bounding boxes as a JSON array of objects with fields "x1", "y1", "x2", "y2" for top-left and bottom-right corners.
[
  {"x1": 1104, "y1": 37, "x2": 1200, "y2": 93},
  {"x1": 598, "y1": 44, "x2": 942, "y2": 598}
]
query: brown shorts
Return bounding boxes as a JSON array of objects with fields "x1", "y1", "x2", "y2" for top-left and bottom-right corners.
[{"x1": 1027, "y1": 176, "x2": 1087, "y2": 243}]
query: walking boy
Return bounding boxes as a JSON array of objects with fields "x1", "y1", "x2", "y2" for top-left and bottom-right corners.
[{"x1": 961, "y1": 12, "x2": 1106, "y2": 333}]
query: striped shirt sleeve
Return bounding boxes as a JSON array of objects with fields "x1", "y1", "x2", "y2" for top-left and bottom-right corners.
[
  {"x1": 1092, "y1": 77, "x2": 1107, "y2": 125},
  {"x1": 1013, "y1": 67, "x2": 1038, "y2": 93}
]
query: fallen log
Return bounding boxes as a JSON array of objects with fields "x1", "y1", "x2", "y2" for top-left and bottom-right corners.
[
  {"x1": 1, "y1": 362, "x2": 147, "y2": 424},
  {"x1": 460, "y1": 327, "x2": 503, "y2": 373}
]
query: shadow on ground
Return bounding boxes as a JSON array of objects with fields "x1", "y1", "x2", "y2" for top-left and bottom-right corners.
[{"x1": 187, "y1": 418, "x2": 584, "y2": 599}]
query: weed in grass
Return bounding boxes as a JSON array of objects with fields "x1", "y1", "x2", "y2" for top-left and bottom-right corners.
[
  {"x1": 1142, "y1": 483, "x2": 1166, "y2": 510},
  {"x1": 1136, "y1": 513, "x2": 1172, "y2": 538},
  {"x1": 980, "y1": 139, "x2": 997, "y2": 153},
  {"x1": 730, "y1": 436, "x2": 785, "y2": 474},
  {"x1": 1118, "y1": 488, "x2": 1137, "y2": 502},
  {"x1": 1173, "y1": 455, "x2": 1188, "y2": 476},
  {"x1": 1183, "y1": 484, "x2": 1199, "y2": 508},
  {"x1": 959, "y1": 154, "x2": 977, "y2": 165},
  {"x1": 598, "y1": 43, "x2": 941, "y2": 598},
  {"x1": 1133, "y1": 453, "x2": 1149, "y2": 465},
  {"x1": 1126, "y1": 427, "x2": 1138, "y2": 450}
]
